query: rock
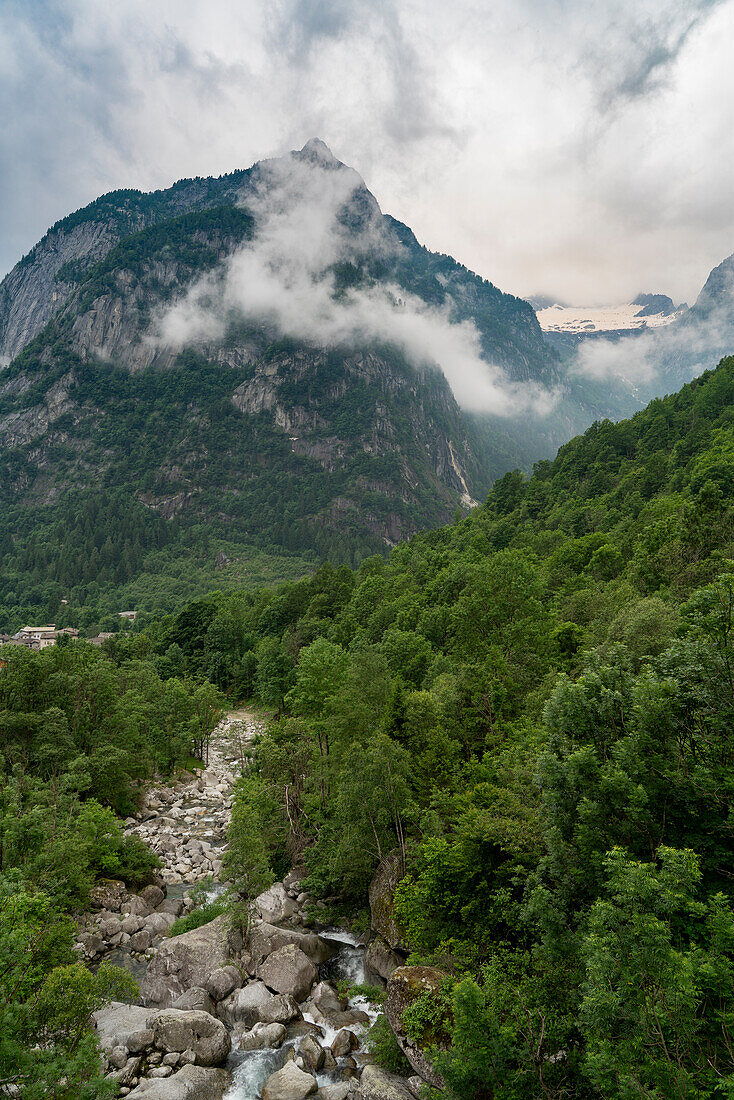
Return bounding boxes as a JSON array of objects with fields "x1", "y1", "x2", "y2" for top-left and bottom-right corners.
[
  {"x1": 315, "y1": 1085, "x2": 350, "y2": 1100},
  {"x1": 324, "y1": 1010, "x2": 371, "y2": 1029},
  {"x1": 124, "y1": 1065, "x2": 230, "y2": 1099},
  {"x1": 218, "y1": 980, "x2": 273, "y2": 1026},
  {"x1": 260, "y1": 993, "x2": 300, "y2": 1024},
  {"x1": 101, "y1": 916, "x2": 123, "y2": 938},
  {"x1": 140, "y1": 914, "x2": 234, "y2": 1007},
  {"x1": 287, "y1": 1021, "x2": 326, "y2": 1040},
  {"x1": 385, "y1": 968, "x2": 447, "y2": 1089},
  {"x1": 368, "y1": 853, "x2": 407, "y2": 952},
  {"x1": 151, "y1": 1009, "x2": 231, "y2": 1066},
  {"x1": 406, "y1": 1077, "x2": 423, "y2": 1096},
  {"x1": 149, "y1": 1067, "x2": 174, "y2": 1078},
  {"x1": 206, "y1": 965, "x2": 242, "y2": 1002},
  {"x1": 78, "y1": 932, "x2": 104, "y2": 958},
  {"x1": 123, "y1": 895, "x2": 152, "y2": 917},
  {"x1": 310, "y1": 982, "x2": 345, "y2": 1017},
  {"x1": 128, "y1": 1028, "x2": 155, "y2": 1053},
  {"x1": 250, "y1": 923, "x2": 336, "y2": 968},
  {"x1": 171, "y1": 987, "x2": 216, "y2": 1016},
  {"x1": 358, "y1": 1066, "x2": 416, "y2": 1100},
  {"x1": 330, "y1": 1030, "x2": 358, "y2": 1058},
  {"x1": 122, "y1": 916, "x2": 144, "y2": 935},
  {"x1": 255, "y1": 883, "x2": 299, "y2": 924},
  {"x1": 234, "y1": 1021, "x2": 288, "y2": 1050},
  {"x1": 300, "y1": 1035, "x2": 325, "y2": 1072},
  {"x1": 90, "y1": 879, "x2": 128, "y2": 912},
  {"x1": 129, "y1": 929, "x2": 153, "y2": 952},
  {"x1": 257, "y1": 944, "x2": 317, "y2": 1002},
  {"x1": 140, "y1": 885, "x2": 166, "y2": 909},
  {"x1": 283, "y1": 869, "x2": 305, "y2": 893},
  {"x1": 109, "y1": 1045, "x2": 129, "y2": 1069},
  {"x1": 261, "y1": 1061, "x2": 318, "y2": 1100},
  {"x1": 108, "y1": 1054, "x2": 142, "y2": 1088},
  {"x1": 93, "y1": 1003, "x2": 152, "y2": 1054},
  {"x1": 157, "y1": 898, "x2": 185, "y2": 918},
  {"x1": 146, "y1": 912, "x2": 176, "y2": 936},
  {"x1": 162, "y1": 1053, "x2": 180, "y2": 1067},
  {"x1": 365, "y1": 936, "x2": 403, "y2": 982}
]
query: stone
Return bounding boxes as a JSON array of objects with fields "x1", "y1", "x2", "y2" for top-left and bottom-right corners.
[
  {"x1": 123, "y1": 895, "x2": 152, "y2": 918},
  {"x1": 330, "y1": 1030, "x2": 358, "y2": 1058},
  {"x1": 129, "y1": 929, "x2": 153, "y2": 952},
  {"x1": 255, "y1": 883, "x2": 299, "y2": 924},
  {"x1": 109, "y1": 1045, "x2": 129, "y2": 1069},
  {"x1": 365, "y1": 936, "x2": 403, "y2": 982},
  {"x1": 315, "y1": 1085, "x2": 349, "y2": 1100},
  {"x1": 205, "y1": 965, "x2": 242, "y2": 1002},
  {"x1": 151, "y1": 1009, "x2": 231, "y2": 1067},
  {"x1": 157, "y1": 898, "x2": 185, "y2": 918},
  {"x1": 259, "y1": 993, "x2": 300, "y2": 1024},
  {"x1": 261, "y1": 1061, "x2": 318, "y2": 1100},
  {"x1": 386, "y1": 968, "x2": 447, "y2": 1088},
  {"x1": 250, "y1": 923, "x2": 336, "y2": 968},
  {"x1": 140, "y1": 885, "x2": 166, "y2": 909},
  {"x1": 234, "y1": 1021, "x2": 287, "y2": 1050},
  {"x1": 299, "y1": 1035, "x2": 324, "y2": 1072},
  {"x1": 140, "y1": 914, "x2": 234, "y2": 1007},
  {"x1": 90, "y1": 879, "x2": 128, "y2": 912},
  {"x1": 149, "y1": 1067, "x2": 174, "y2": 1078},
  {"x1": 127, "y1": 1029, "x2": 155, "y2": 1054},
  {"x1": 368, "y1": 853, "x2": 407, "y2": 952},
  {"x1": 257, "y1": 944, "x2": 317, "y2": 1002},
  {"x1": 107, "y1": 1054, "x2": 142, "y2": 1088},
  {"x1": 162, "y1": 1053, "x2": 180, "y2": 1066},
  {"x1": 101, "y1": 917, "x2": 123, "y2": 938},
  {"x1": 124, "y1": 1065, "x2": 230, "y2": 1099},
  {"x1": 310, "y1": 982, "x2": 345, "y2": 1018},
  {"x1": 93, "y1": 1003, "x2": 152, "y2": 1054},
  {"x1": 146, "y1": 912, "x2": 176, "y2": 936},
  {"x1": 122, "y1": 916, "x2": 144, "y2": 935},
  {"x1": 218, "y1": 980, "x2": 273, "y2": 1026},
  {"x1": 358, "y1": 1067, "x2": 416, "y2": 1100},
  {"x1": 171, "y1": 987, "x2": 216, "y2": 1016},
  {"x1": 79, "y1": 932, "x2": 104, "y2": 957}
]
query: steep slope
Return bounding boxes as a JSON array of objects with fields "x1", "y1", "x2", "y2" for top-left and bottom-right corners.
[{"x1": 0, "y1": 140, "x2": 565, "y2": 627}]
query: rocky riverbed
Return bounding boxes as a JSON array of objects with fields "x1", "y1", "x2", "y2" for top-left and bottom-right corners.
[{"x1": 82, "y1": 710, "x2": 421, "y2": 1100}]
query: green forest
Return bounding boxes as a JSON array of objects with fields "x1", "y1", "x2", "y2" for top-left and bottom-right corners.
[{"x1": 3, "y1": 355, "x2": 734, "y2": 1097}]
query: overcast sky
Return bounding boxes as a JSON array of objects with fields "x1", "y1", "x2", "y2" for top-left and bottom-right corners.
[{"x1": 2, "y1": 0, "x2": 733, "y2": 304}]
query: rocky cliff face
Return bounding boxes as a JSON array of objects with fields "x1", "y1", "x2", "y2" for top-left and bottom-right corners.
[{"x1": 0, "y1": 140, "x2": 564, "y2": 570}]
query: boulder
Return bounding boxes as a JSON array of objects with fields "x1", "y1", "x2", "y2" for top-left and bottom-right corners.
[
  {"x1": 90, "y1": 879, "x2": 128, "y2": 912},
  {"x1": 257, "y1": 944, "x2": 317, "y2": 1002},
  {"x1": 146, "y1": 912, "x2": 177, "y2": 936},
  {"x1": 359, "y1": 1066, "x2": 416, "y2": 1100},
  {"x1": 365, "y1": 936, "x2": 403, "y2": 982},
  {"x1": 171, "y1": 987, "x2": 216, "y2": 1016},
  {"x1": 314, "y1": 1085, "x2": 350, "y2": 1100},
  {"x1": 124, "y1": 1065, "x2": 230, "y2": 1099},
  {"x1": 107, "y1": 1053, "x2": 142, "y2": 1088},
  {"x1": 299, "y1": 1035, "x2": 325, "y2": 1072},
  {"x1": 385, "y1": 968, "x2": 447, "y2": 1088},
  {"x1": 93, "y1": 1002, "x2": 152, "y2": 1054},
  {"x1": 310, "y1": 982, "x2": 345, "y2": 1017},
  {"x1": 250, "y1": 923, "x2": 336, "y2": 968},
  {"x1": 151, "y1": 1009, "x2": 231, "y2": 1067},
  {"x1": 330, "y1": 1030, "x2": 358, "y2": 1058},
  {"x1": 234, "y1": 1021, "x2": 287, "y2": 1050},
  {"x1": 262, "y1": 1061, "x2": 318, "y2": 1100},
  {"x1": 140, "y1": 915, "x2": 234, "y2": 1007},
  {"x1": 129, "y1": 929, "x2": 153, "y2": 952},
  {"x1": 140, "y1": 885, "x2": 167, "y2": 910},
  {"x1": 157, "y1": 898, "x2": 185, "y2": 918},
  {"x1": 218, "y1": 980, "x2": 274, "y2": 1026},
  {"x1": 127, "y1": 1028, "x2": 155, "y2": 1054},
  {"x1": 368, "y1": 853, "x2": 407, "y2": 952},
  {"x1": 255, "y1": 883, "x2": 299, "y2": 924},
  {"x1": 260, "y1": 993, "x2": 300, "y2": 1024},
  {"x1": 206, "y1": 965, "x2": 242, "y2": 1002}
]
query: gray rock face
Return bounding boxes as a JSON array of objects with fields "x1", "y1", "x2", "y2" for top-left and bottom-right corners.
[
  {"x1": 255, "y1": 883, "x2": 299, "y2": 924},
  {"x1": 250, "y1": 923, "x2": 336, "y2": 968},
  {"x1": 234, "y1": 1021, "x2": 287, "y2": 1050},
  {"x1": 93, "y1": 1002, "x2": 152, "y2": 1053},
  {"x1": 206, "y1": 965, "x2": 242, "y2": 1002},
  {"x1": 259, "y1": 993, "x2": 300, "y2": 1024},
  {"x1": 140, "y1": 914, "x2": 233, "y2": 1007},
  {"x1": 358, "y1": 1066, "x2": 416, "y2": 1100},
  {"x1": 171, "y1": 987, "x2": 216, "y2": 1016},
  {"x1": 218, "y1": 980, "x2": 273, "y2": 1026},
  {"x1": 368, "y1": 852, "x2": 407, "y2": 952},
  {"x1": 385, "y1": 967, "x2": 447, "y2": 1089},
  {"x1": 330, "y1": 1030, "x2": 358, "y2": 1058},
  {"x1": 124, "y1": 1065, "x2": 230, "y2": 1099},
  {"x1": 261, "y1": 1060, "x2": 318, "y2": 1100},
  {"x1": 299, "y1": 1034, "x2": 325, "y2": 1072},
  {"x1": 150, "y1": 1009, "x2": 231, "y2": 1067},
  {"x1": 365, "y1": 936, "x2": 403, "y2": 982},
  {"x1": 257, "y1": 944, "x2": 317, "y2": 1001}
]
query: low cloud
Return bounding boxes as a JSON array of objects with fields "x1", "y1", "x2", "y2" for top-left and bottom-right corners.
[{"x1": 157, "y1": 146, "x2": 557, "y2": 417}]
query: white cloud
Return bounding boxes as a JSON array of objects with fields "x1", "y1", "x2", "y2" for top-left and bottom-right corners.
[
  {"x1": 157, "y1": 147, "x2": 557, "y2": 416},
  {"x1": 1, "y1": 0, "x2": 733, "y2": 306}
]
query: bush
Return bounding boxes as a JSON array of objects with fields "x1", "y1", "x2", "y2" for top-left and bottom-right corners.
[
  {"x1": 367, "y1": 1014, "x2": 413, "y2": 1075},
  {"x1": 168, "y1": 901, "x2": 226, "y2": 937}
]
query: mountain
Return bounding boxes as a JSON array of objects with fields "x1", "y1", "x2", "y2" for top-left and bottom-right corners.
[{"x1": 0, "y1": 139, "x2": 565, "y2": 628}]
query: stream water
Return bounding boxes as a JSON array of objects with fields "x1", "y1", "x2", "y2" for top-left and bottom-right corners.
[{"x1": 224, "y1": 931, "x2": 379, "y2": 1100}]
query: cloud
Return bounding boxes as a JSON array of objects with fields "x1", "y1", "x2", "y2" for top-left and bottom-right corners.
[
  {"x1": 156, "y1": 145, "x2": 557, "y2": 417},
  {"x1": 1, "y1": 0, "x2": 734, "y2": 306}
]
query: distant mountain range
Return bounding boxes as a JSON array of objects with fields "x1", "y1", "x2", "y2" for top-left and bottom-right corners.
[{"x1": 0, "y1": 139, "x2": 731, "y2": 627}]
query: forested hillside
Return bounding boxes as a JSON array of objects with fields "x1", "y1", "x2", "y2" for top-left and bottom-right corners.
[{"x1": 135, "y1": 354, "x2": 734, "y2": 1098}]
